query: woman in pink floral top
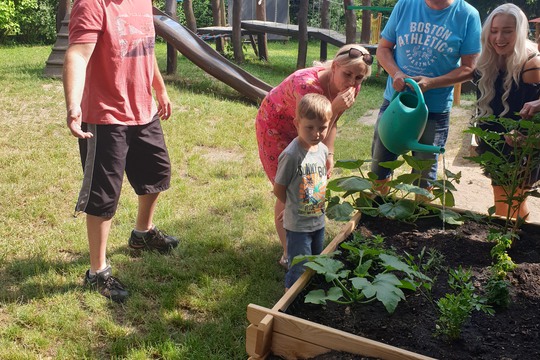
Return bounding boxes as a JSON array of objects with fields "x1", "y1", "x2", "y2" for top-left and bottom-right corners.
[{"x1": 256, "y1": 44, "x2": 372, "y2": 268}]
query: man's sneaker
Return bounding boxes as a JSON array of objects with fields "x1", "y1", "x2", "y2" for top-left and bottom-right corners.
[
  {"x1": 84, "y1": 266, "x2": 129, "y2": 303},
  {"x1": 128, "y1": 227, "x2": 179, "y2": 254}
]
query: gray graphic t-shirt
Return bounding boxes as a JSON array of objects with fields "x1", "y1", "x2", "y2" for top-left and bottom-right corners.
[{"x1": 275, "y1": 138, "x2": 328, "y2": 232}]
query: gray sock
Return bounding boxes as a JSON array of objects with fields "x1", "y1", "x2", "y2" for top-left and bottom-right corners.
[{"x1": 133, "y1": 229, "x2": 149, "y2": 238}]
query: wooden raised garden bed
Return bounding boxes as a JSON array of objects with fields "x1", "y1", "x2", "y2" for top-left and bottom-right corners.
[
  {"x1": 246, "y1": 209, "x2": 540, "y2": 360},
  {"x1": 245, "y1": 212, "x2": 434, "y2": 360}
]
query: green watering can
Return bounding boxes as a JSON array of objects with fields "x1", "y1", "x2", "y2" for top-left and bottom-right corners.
[{"x1": 378, "y1": 78, "x2": 445, "y2": 155}]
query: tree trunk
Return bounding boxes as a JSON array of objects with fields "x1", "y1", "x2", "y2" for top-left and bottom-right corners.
[
  {"x1": 232, "y1": 0, "x2": 245, "y2": 63},
  {"x1": 343, "y1": 0, "x2": 356, "y2": 44},
  {"x1": 360, "y1": 0, "x2": 371, "y2": 43},
  {"x1": 320, "y1": 0, "x2": 329, "y2": 61},
  {"x1": 256, "y1": 0, "x2": 268, "y2": 61},
  {"x1": 296, "y1": 0, "x2": 309, "y2": 69},
  {"x1": 183, "y1": 0, "x2": 197, "y2": 32},
  {"x1": 211, "y1": 0, "x2": 225, "y2": 54}
]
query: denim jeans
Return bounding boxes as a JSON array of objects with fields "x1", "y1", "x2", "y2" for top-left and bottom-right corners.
[
  {"x1": 371, "y1": 99, "x2": 450, "y2": 188},
  {"x1": 285, "y1": 227, "x2": 325, "y2": 289}
]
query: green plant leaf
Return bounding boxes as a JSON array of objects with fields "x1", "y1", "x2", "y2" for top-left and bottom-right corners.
[
  {"x1": 432, "y1": 188, "x2": 456, "y2": 207},
  {"x1": 439, "y1": 209, "x2": 463, "y2": 225},
  {"x1": 379, "y1": 253, "x2": 413, "y2": 273},
  {"x1": 334, "y1": 176, "x2": 373, "y2": 192},
  {"x1": 354, "y1": 259, "x2": 373, "y2": 278},
  {"x1": 444, "y1": 169, "x2": 461, "y2": 182},
  {"x1": 326, "y1": 202, "x2": 354, "y2": 221},
  {"x1": 379, "y1": 159, "x2": 405, "y2": 170},
  {"x1": 304, "y1": 257, "x2": 350, "y2": 282},
  {"x1": 351, "y1": 273, "x2": 406, "y2": 313},
  {"x1": 304, "y1": 287, "x2": 344, "y2": 305},
  {"x1": 394, "y1": 173, "x2": 422, "y2": 184},
  {"x1": 334, "y1": 159, "x2": 365, "y2": 169},
  {"x1": 402, "y1": 154, "x2": 436, "y2": 171},
  {"x1": 394, "y1": 183, "x2": 433, "y2": 197},
  {"x1": 378, "y1": 201, "x2": 416, "y2": 220}
]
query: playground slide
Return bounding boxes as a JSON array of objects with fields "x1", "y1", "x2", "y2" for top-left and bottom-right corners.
[{"x1": 152, "y1": 8, "x2": 273, "y2": 103}]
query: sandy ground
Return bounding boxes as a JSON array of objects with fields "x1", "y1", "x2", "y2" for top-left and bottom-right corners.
[{"x1": 358, "y1": 101, "x2": 540, "y2": 223}]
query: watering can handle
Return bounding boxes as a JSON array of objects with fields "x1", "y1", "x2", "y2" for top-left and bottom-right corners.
[{"x1": 390, "y1": 78, "x2": 425, "y2": 108}]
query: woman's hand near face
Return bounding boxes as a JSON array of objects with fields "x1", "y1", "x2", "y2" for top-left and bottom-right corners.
[{"x1": 332, "y1": 87, "x2": 356, "y2": 114}]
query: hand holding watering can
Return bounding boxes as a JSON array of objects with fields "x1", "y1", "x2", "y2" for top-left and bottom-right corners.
[{"x1": 378, "y1": 78, "x2": 445, "y2": 155}]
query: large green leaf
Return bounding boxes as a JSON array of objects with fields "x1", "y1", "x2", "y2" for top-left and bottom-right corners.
[
  {"x1": 378, "y1": 201, "x2": 416, "y2": 220},
  {"x1": 402, "y1": 154, "x2": 436, "y2": 172},
  {"x1": 378, "y1": 159, "x2": 405, "y2": 170},
  {"x1": 334, "y1": 159, "x2": 365, "y2": 169},
  {"x1": 326, "y1": 202, "x2": 354, "y2": 221},
  {"x1": 394, "y1": 183, "x2": 433, "y2": 197},
  {"x1": 394, "y1": 173, "x2": 422, "y2": 185},
  {"x1": 334, "y1": 177, "x2": 373, "y2": 192},
  {"x1": 304, "y1": 257, "x2": 350, "y2": 282},
  {"x1": 379, "y1": 254, "x2": 432, "y2": 281},
  {"x1": 351, "y1": 273, "x2": 406, "y2": 313},
  {"x1": 304, "y1": 287, "x2": 344, "y2": 305},
  {"x1": 439, "y1": 209, "x2": 464, "y2": 225}
]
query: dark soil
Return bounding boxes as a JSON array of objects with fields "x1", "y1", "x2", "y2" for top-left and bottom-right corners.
[{"x1": 274, "y1": 215, "x2": 540, "y2": 360}]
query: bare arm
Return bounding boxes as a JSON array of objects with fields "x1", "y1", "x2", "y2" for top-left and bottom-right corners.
[
  {"x1": 63, "y1": 43, "x2": 96, "y2": 139},
  {"x1": 411, "y1": 53, "x2": 478, "y2": 93},
  {"x1": 323, "y1": 124, "x2": 336, "y2": 177},
  {"x1": 376, "y1": 37, "x2": 479, "y2": 93},
  {"x1": 376, "y1": 38, "x2": 407, "y2": 92},
  {"x1": 152, "y1": 55, "x2": 172, "y2": 120},
  {"x1": 519, "y1": 56, "x2": 540, "y2": 119},
  {"x1": 273, "y1": 183, "x2": 287, "y2": 205}
]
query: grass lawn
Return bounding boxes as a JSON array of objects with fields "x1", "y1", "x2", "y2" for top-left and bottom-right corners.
[{"x1": 0, "y1": 40, "x2": 475, "y2": 359}]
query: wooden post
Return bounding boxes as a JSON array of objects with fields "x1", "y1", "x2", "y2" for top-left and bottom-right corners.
[
  {"x1": 182, "y1": 0, "x2": 197, "y2": 32},
  {"x1": 211, "y1": 0, "x2": 225, "y2": 54},
  {"x1": 344, "y1": 0, "x2": 357, "y2": 44},
  {"x1": 232, "y1": 0, "x2": 245, "y2": 63},
  {"x1": 320, "y1": 0, "x2": 330, "y2": 61},
  {"x1": 297, "y1": 0, "x2": 309, "y2": 69},
  {"x1": 164, "y1": 0, "x2": 178, "y2": 75},
  {"x1": 360, "y1": 0, "x2": 371, "y2": 44},
  {"x1": 256, "y1": 0, "x2": 268, "y2": 61},
  {"x1": 453, "y1": 82, "x2": 461, "y2": 106}
]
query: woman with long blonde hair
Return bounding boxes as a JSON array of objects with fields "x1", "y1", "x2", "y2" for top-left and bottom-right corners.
[{"x1": 474, "y1": 3, "x2": 540, "y2": 219}]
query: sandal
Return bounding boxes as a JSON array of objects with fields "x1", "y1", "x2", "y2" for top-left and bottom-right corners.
[{"x1": 278, "y1": 255, "x2": 289, "y2": 269}]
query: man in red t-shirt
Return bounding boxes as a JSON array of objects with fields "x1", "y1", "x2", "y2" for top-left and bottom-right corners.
[{"x1": 63, "y1": 0, "x2": 178, "y2": 303}]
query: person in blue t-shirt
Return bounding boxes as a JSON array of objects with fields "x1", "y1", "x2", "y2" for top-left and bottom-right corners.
[{"x1": 371, "y1": 0, "x2": 481, "y2": 191}]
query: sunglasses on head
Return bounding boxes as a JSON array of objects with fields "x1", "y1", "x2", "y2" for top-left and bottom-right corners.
[{"x1": 336, "y1": 48, "x2": 373, "y2": 66}]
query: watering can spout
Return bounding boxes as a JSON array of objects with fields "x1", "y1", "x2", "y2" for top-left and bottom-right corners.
[
  {"x1": 407, "y1": 141, "x2": 445, "y2": 154},
  {"x1": 378, "y1": 78, "x2": 444, "y2": 155}
]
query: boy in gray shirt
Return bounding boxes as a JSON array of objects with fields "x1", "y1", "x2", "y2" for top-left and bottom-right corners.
[{"x1": 273, "y1": 94, "x2": 333, "y2": 290}]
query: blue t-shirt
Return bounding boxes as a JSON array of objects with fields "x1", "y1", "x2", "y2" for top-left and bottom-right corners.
[{"x1": 381, "y1": 0, "x2": 481, "y2": 112}]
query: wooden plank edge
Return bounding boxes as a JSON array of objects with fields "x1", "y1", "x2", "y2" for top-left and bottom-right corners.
[
  {"x1": 271, "y1": 212, "x2": 362, "y2": 312},
  {"x1": 248, "y1": 304, "x2": 436, "y2": 360}
]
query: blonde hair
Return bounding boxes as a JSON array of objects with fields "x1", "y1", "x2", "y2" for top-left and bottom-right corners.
[
  {"x1": 296, "y1": 93, "x2": 333, "y2": 123},
  {"x1": 476, "y1": 3, "x2": 537, "y2": 117},
  {"x1": 314, "y1": 44, "x2": 372, "y2": 78}
]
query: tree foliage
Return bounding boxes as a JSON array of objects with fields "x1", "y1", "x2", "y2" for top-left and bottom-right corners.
[
  {"x1": 0, "y1": 0, "x2": 57, "y2": 44},
  {"x1": 467, "y1": 0, "x2": 539, "y2": 21}
]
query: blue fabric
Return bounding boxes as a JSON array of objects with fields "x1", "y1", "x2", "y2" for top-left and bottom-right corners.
[
  {"x1": 371, "y1": 99, "x2": 450, "y2": 187},
  {"x1": 284, "y1": 228, "x2": 325, "y2": 289},
  {"x1": 381, "y1": 0, "x2": 481, "y2": 112}
]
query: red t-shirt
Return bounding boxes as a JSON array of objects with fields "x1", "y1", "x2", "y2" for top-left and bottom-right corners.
[{"x1": 69, "y1": 0, "x2": 157, "y2": 125}]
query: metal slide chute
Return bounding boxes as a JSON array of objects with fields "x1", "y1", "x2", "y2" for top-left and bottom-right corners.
[{"x1": 153, "y1": 8, "x2": 273, "y2": 104}]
